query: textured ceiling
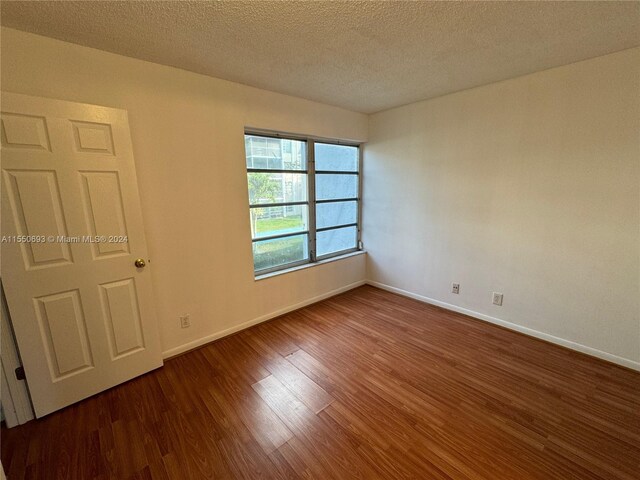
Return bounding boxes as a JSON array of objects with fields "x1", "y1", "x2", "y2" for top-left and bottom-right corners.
[{"x1": 2, "y1": 1, "x2": 639, "y2": 113}]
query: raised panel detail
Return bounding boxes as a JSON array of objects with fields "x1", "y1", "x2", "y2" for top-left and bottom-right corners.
[
  {"x1": 80, "y1": 171, "x2": 130, "y2": 258},
  {"x1": 1, "y1": 113, "x2": 51, "y2": 151},
  {"x1": 34, "y1": 290, "x2": 94, "y2": 381},
  {"x1": 99, "y1": 278, "x2": 145, "y2": 359},
  {"x1": 3, "y1": 170, "x2": 73, "y2": 269},
  {"x1": 71, "y1": 121, "x2": 115, "y2": 155}
]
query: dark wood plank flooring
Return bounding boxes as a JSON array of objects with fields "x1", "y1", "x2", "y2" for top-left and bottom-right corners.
[{"x1": 2, "y1": 285, "x2": 639, "y2": 479}]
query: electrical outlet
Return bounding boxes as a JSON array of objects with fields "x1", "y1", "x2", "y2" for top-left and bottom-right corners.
[
  {"x1": 452, "y1": 283, "x2": 460, "y2": 294},
  {"x1": 180, "y1": 314, "x2": 191, "y2": 328},
  {"x1": 492, "y1": 293, "x2": 503, "y2": 306}
]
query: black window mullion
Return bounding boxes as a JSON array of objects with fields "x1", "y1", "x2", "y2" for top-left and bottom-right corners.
[
  {"x1": 357, "y1": 145, "x2": 363, "y2": 249},
  {"x1": 315, "y1": 197, "x2": 359, "y2": 204},
  {"x1": 249, "y1": 200, "x2": 308, "y2": 209},
  {"x1": 247, "y1": 168, "x2": 308, "y2": 174},
  {"x1": 308, "y1": 140, "x2": 317, "y2": 262},
  {"x1": 252, "y1": 230, "x2": 309, "y2": 243},
  {"x1": 316, "y1": 222, "x2": 358, "y2": 233}
]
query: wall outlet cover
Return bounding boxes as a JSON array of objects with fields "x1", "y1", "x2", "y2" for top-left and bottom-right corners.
[{"x1": 492, "y1": 293, "x2": 504, "y2": 306}]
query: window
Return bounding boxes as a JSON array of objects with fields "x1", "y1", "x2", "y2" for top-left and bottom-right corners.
[{"x1": 245, "y1": 132, "x2": 361, "y2": 275}]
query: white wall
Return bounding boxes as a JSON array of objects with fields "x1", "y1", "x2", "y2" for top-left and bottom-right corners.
[
  {"x1": 0, "y1": 28, "x2": 368, "y2": 357},
  {"x1": 364, "y1": 48, "x2": 640, "y2": 369}
]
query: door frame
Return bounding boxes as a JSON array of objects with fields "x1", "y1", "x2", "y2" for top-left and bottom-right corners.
[{"x1": 0, "y1": 284, "x2": 34, "y2": 426}]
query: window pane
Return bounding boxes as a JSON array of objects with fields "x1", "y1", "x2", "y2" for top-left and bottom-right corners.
[
  {"x1": 250, "y1": 205, "x2": 308, "y2": 239},
  {"x1": 253, "y1": 234, "x2": 309, "y2": 271},
  {"x1": 245, "y1": 135, "x2": 306, "y2": 170},
  {"x1": 316, "y1": 201, "x2": 357, "y2": 229},
  {"x1": 315, "y1": 173, "x2": 358, "y2": 201},
  {"x1": 314, "y1": 143, "x2": 358, "y2": 172},
  {"x1": 317, "y1": 226, "x2": 357, "y2": 257},
  {"x1": 248, "y1": 172, "x2": 307, "y2": 205}
]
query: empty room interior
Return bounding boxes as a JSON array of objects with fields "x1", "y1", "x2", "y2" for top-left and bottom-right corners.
[{"x1": 0, "y1": 1, "x2": 639, "y2": 479}]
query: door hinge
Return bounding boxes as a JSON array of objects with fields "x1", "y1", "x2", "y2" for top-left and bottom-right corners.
[{"x1": 15, "y1": 366, "x2": 25, "y2": 381}]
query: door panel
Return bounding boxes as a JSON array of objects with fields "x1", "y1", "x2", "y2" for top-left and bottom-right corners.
[
  {"x1": 99, "y1": 278, "x2": 145, "y2": 359},
  {"x1": 1, "y1": 113, "x2": 51, "y2": 151},
  {"x1": 3, "y1": 169, "x2": 73, "y2": 268},
  {"x1": 79, "y1": 171, "x2": 130, "y2": 258},
  {"x1": 71, "y1": 121, "x2": 115, "y2": 155},
  {"x1": 1, "y1": 92, "x2": 163, "y2": 417},
  {"x1": 34, "y1": 289, "x2": 94, "y2": 379}
]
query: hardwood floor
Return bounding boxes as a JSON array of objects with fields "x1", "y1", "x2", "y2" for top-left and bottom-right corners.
[{"x1": 2, "y1": 285, "x2": 639, "y2": 479}]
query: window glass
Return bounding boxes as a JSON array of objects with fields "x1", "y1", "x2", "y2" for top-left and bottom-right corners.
[
  {"x1": 247, "y1": 172, "x2": 307, "y2": 205},
  {"x1": 253, "y1": 234, "x2": 309, "y2": 271},
  {"x1": 315, "y1": 143, "x2": 358, "y2": 172},
  {"x1": 317, "y1": 226, "x2": 357, "y2": 257},
  {"x1": 316, "y1": 201, "x2": 357, "y2": 229},
  {"x1": 245, "y1": 135, "x2": 306, "y2": 170},
  {"x1": 250, "y1": 205, "x2": 308, "y2": 239},
  {"x1": 315, "y1": 173, "x2": 358, "y2": 201}
]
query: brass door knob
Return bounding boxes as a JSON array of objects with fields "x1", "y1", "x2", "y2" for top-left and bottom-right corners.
[{"x1": 134, "y1": 258, "x2": 146, "y2": 268}]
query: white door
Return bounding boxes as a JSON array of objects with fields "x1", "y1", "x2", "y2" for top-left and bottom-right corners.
[{"x1": 1, "y1": 92, "x2": 163, "y2": 417}]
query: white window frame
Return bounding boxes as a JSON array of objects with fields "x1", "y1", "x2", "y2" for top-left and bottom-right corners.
[{"x1": 245, "y1": 129, "x2": 362, "y2": 276}]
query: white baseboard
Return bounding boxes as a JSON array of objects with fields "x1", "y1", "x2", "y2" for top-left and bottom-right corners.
[
  {"x1": 161, "y1": 280, "x2": 366, "y2": 359},
  {"x1": 161, "y1": 278, "x2": 639, "y2": 371},
  {"x1": 366, "y1": 280, "x2": 640, "y2": 372}
]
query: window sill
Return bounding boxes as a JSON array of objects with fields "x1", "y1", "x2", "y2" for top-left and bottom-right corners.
[{"x1": 254, "y1": 250, "x2": 367, "y2": 281}]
